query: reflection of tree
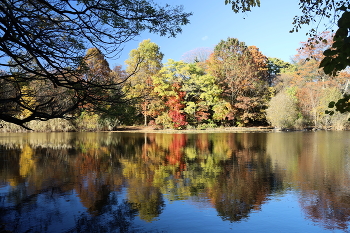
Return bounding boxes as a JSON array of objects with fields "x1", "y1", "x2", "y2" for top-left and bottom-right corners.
[
  {"x1": 128, "y1": 181, "x2": 164, "y2": 222},
  {"x1": 1, "y1": 185, "x2": 75, "y2": 232},
  {"x1": 267, "y1": 131, "x2": 350, "y2": 231},
  {"x1": 292, "y1": 132, "x2": 350, "y2": 230},
  {"x1": 121, "y1": 157, "x2": 165, "y2": 222},
  {"x1": 1, "y1": 187, "x2": 140, "y2": 233},
  {"x1": 133, "y1": 132, "x2": 284, "y2": 223},
  {"x1": 19, "y1": 145, "x2": 35, "y2": 177},
  {"x1": 0, "y1": 135, "x2": 138, "y2": 232},
  {"x1": 299, "y1": 190, "x2": 350, "y2": 231},
  {"x1": 0, "y1": 137, "x2": 124, "y2": 208},
  {"x1": 72, "y1": 146, "x2": 122, "y2": 215},
  {"x1": 70, "y1": 194, "x2": 140, "y2": 233},
  {"x1": 210, "y1": 159, "x2": 275, "y2": 222},
  {"x1": 207, "y1": 134, "x2": 283, "y2": 222},
  {"x1": 120, "y1": 132, "x2": 285, "y2": 223},
  {"x1": 0, "y1": 130, "x2": 300, "y2": 231},
  {"x1": 167, "y1": 134, "x2": 186, "y2": 168}
]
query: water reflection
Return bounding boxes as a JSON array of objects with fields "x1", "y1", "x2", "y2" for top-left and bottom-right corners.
[
  {"x1": 0, "y1": 131, "x2": 350, "y2": 232},
  {"x1": 267, "y1": 132, "x2": 350, "y2": 231}
]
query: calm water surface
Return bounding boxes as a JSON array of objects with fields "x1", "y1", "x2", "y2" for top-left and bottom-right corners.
[{"x1": 1, "y1": 131, "x2": 350, "y2": 232}]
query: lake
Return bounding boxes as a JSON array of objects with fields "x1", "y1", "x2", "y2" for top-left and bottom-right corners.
[{"x1": 1, "y1": 131, "x2": 350, "y2": 232}]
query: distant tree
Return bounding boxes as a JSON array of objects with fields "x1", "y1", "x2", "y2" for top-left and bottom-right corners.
[
  {"x1": 206, "y1": 38, "x2": 269, "y2": 125},
  {"x1": 319, "y1": 87, "x2": 350, "y2": 129},
  {"x1": 82, "y1": 48, "x2": 119, "y2": 111},
  {"x1": 124, "y1": 39, "x2": 164, "y2": 126},
  {"x1": 84, "y1": 48, "x2": 112, "y2": 83},
  {"x1": 225, "y1": 0, "x2": 350, "y2": 116},
  {"x1": 291, "y1": 32, "x2": 337, "y2": 87},
  {"x1": 181, "y1": 47, "x2": 213, "y2": 63},
  {"x1": 290, "y1": 33, "x2": 350, "y2": 122},
  {"x1": 0, "y1": 0, "x2": 191, "y2": 129},
  {"x1": 297, "y1": 82, "x2": 323, "y2": 126},
  {"x1": 269, "y1": 34, "x2": 350, "y2": 128},
  {"x1": 267, "y1": 57, "x2": 294, "y2": 87},
  {"x1": 266, "y1": 90, "x2": 300, "y2": 129},
  {"x1": 153, "y1": 60, "x2": 189, "y2": 129},
  {"x1": 182, "y1": 63, "x2": 222, "y2": 125}
]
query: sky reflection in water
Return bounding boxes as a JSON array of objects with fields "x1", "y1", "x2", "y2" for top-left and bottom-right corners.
[{"x1": 0, "y1": 131, "x2": 350, "y2": 232}]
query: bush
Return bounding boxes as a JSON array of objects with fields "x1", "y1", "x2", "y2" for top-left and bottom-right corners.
[
  {"x1": 0, "y1": 119, "x2": 75, "y2": 132},
  {"x1": 197, "y1": 121, "x2": 217, "y2": 130},
  {"x1": 155, "y1": 112, "x2": 173, "y2": 129},
  {"x1": 266, "y1": 91, "x2": 299, "y2": 129},
  {"x1": 0, "y1": 121, "x2": 26, "y2": 132},
  {"x1": 27, "y1": 118, "x2": 75, "y2": 132},
  {"x1": 317, "y1": 87, "x2": 350, "y2": 130},
  {"x1": 72, "y1": 112, "x2": 101, "y2": 131}
]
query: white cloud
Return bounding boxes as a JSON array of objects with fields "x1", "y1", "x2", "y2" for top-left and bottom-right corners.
[{"x1": 201, "y1": 36, "x2": 208, "y2": 41}]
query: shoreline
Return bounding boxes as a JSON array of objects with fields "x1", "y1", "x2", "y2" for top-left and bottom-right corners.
[
  {"x1": 110, "y1": 126, "x2": 280, "y2": 133},
  {"x1": 0, "y1": 125, "x2": 337, "y2": 134}
]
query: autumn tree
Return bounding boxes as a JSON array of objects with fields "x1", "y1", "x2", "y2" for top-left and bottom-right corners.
[
  {"x1": 206, "y1": 38, "x2": 269, "y2": 126},
  {"x1": 152, "y1": 60, "x2": 188, "y2": 129},
  {"x1": 226, "y1": 1, "x2": 350, "y2": 118},
  {"x1": 82, "y1": 48, "x2": 116, "y2": 110},
  {"x1": 182, "y1": 63, "x2": 223, "y2": 126},
  {"x1": 290, "y1": 32, "x2": 350, "y2": 127},
  {"x1": 82, "y1": 56, "x2": 138, "y2": 127},
  {"x1": 124, "y1": 40, "x2": 164, "y2": 126},
  {"x1": 266, "y1": 32, "x2": 350, "y2": 129},
  {"x1": 0, "y1": 0, "x2": 191, "y2": 128}
]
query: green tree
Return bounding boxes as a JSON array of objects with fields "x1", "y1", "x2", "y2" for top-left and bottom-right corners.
[
  {"x1": 152, "y1": 60, "x2": 189, "y2": 129},
  {"x1": 0, "y1": 0, "x2": 191, "y2": 128},
  {"x1": 182, "y1": 63, "x2": 222, "y2": 126},
  {"x1": 267, "y1": 57, "x2": 294, "y2": 87},
  {"x1": 124, "y1": 39, "x2": 164, "y2": 126}
]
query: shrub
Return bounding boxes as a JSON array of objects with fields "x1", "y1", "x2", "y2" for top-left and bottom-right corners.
[
  {"x1": 266, "y1": 91, "x2": 299, "y2": 129},
  {"x1": 317, "y1": 87, "x2": 350, "y2": 130},
  {"x1": 0, "y1": 119, "x2": 75, "y2": 132}
]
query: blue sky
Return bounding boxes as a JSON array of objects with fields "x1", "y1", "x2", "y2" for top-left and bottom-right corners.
[{"x1": 109, "y1": 0, "x2": 327, "y2": 68}]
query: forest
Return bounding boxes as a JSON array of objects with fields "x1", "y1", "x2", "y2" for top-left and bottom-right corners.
[{"x1": 1, "y1": 31, "x2": 350, "y2": 132}]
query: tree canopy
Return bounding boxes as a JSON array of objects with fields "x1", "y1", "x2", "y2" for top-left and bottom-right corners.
[
  {"x1": 124, "y1": 39, "x2": 164, "y2": 125},
  {"x1": 0, "y1": 0, "x2": 191, "y2": 128}
]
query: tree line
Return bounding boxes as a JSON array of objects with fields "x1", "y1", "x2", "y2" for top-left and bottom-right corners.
[
  {"x1": 4, "y1": 32, "x2": 349, "y2": 131},
  {"x1": 118, "y1": 34, "x2": 350, "y2": 130},
  {"x1": 1, "y1": 0, "x2": 349, "y2": 131}
]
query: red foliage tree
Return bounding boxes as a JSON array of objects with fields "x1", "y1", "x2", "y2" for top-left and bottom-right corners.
[{"x1": 165, "y1": 83, "x2": 188, "y2": 129}]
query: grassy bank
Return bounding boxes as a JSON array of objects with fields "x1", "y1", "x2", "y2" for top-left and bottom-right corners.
[{"x1": 0, "y1": 119, "x2": 345, "y2": 133}]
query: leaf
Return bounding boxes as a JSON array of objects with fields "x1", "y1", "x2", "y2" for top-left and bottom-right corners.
[
  {"x1": 328, "y1": 101, "x2": 335, "y2": 108},
  {"x1": 322, "y1": 49, "x2": 335, "y2": 57}
]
